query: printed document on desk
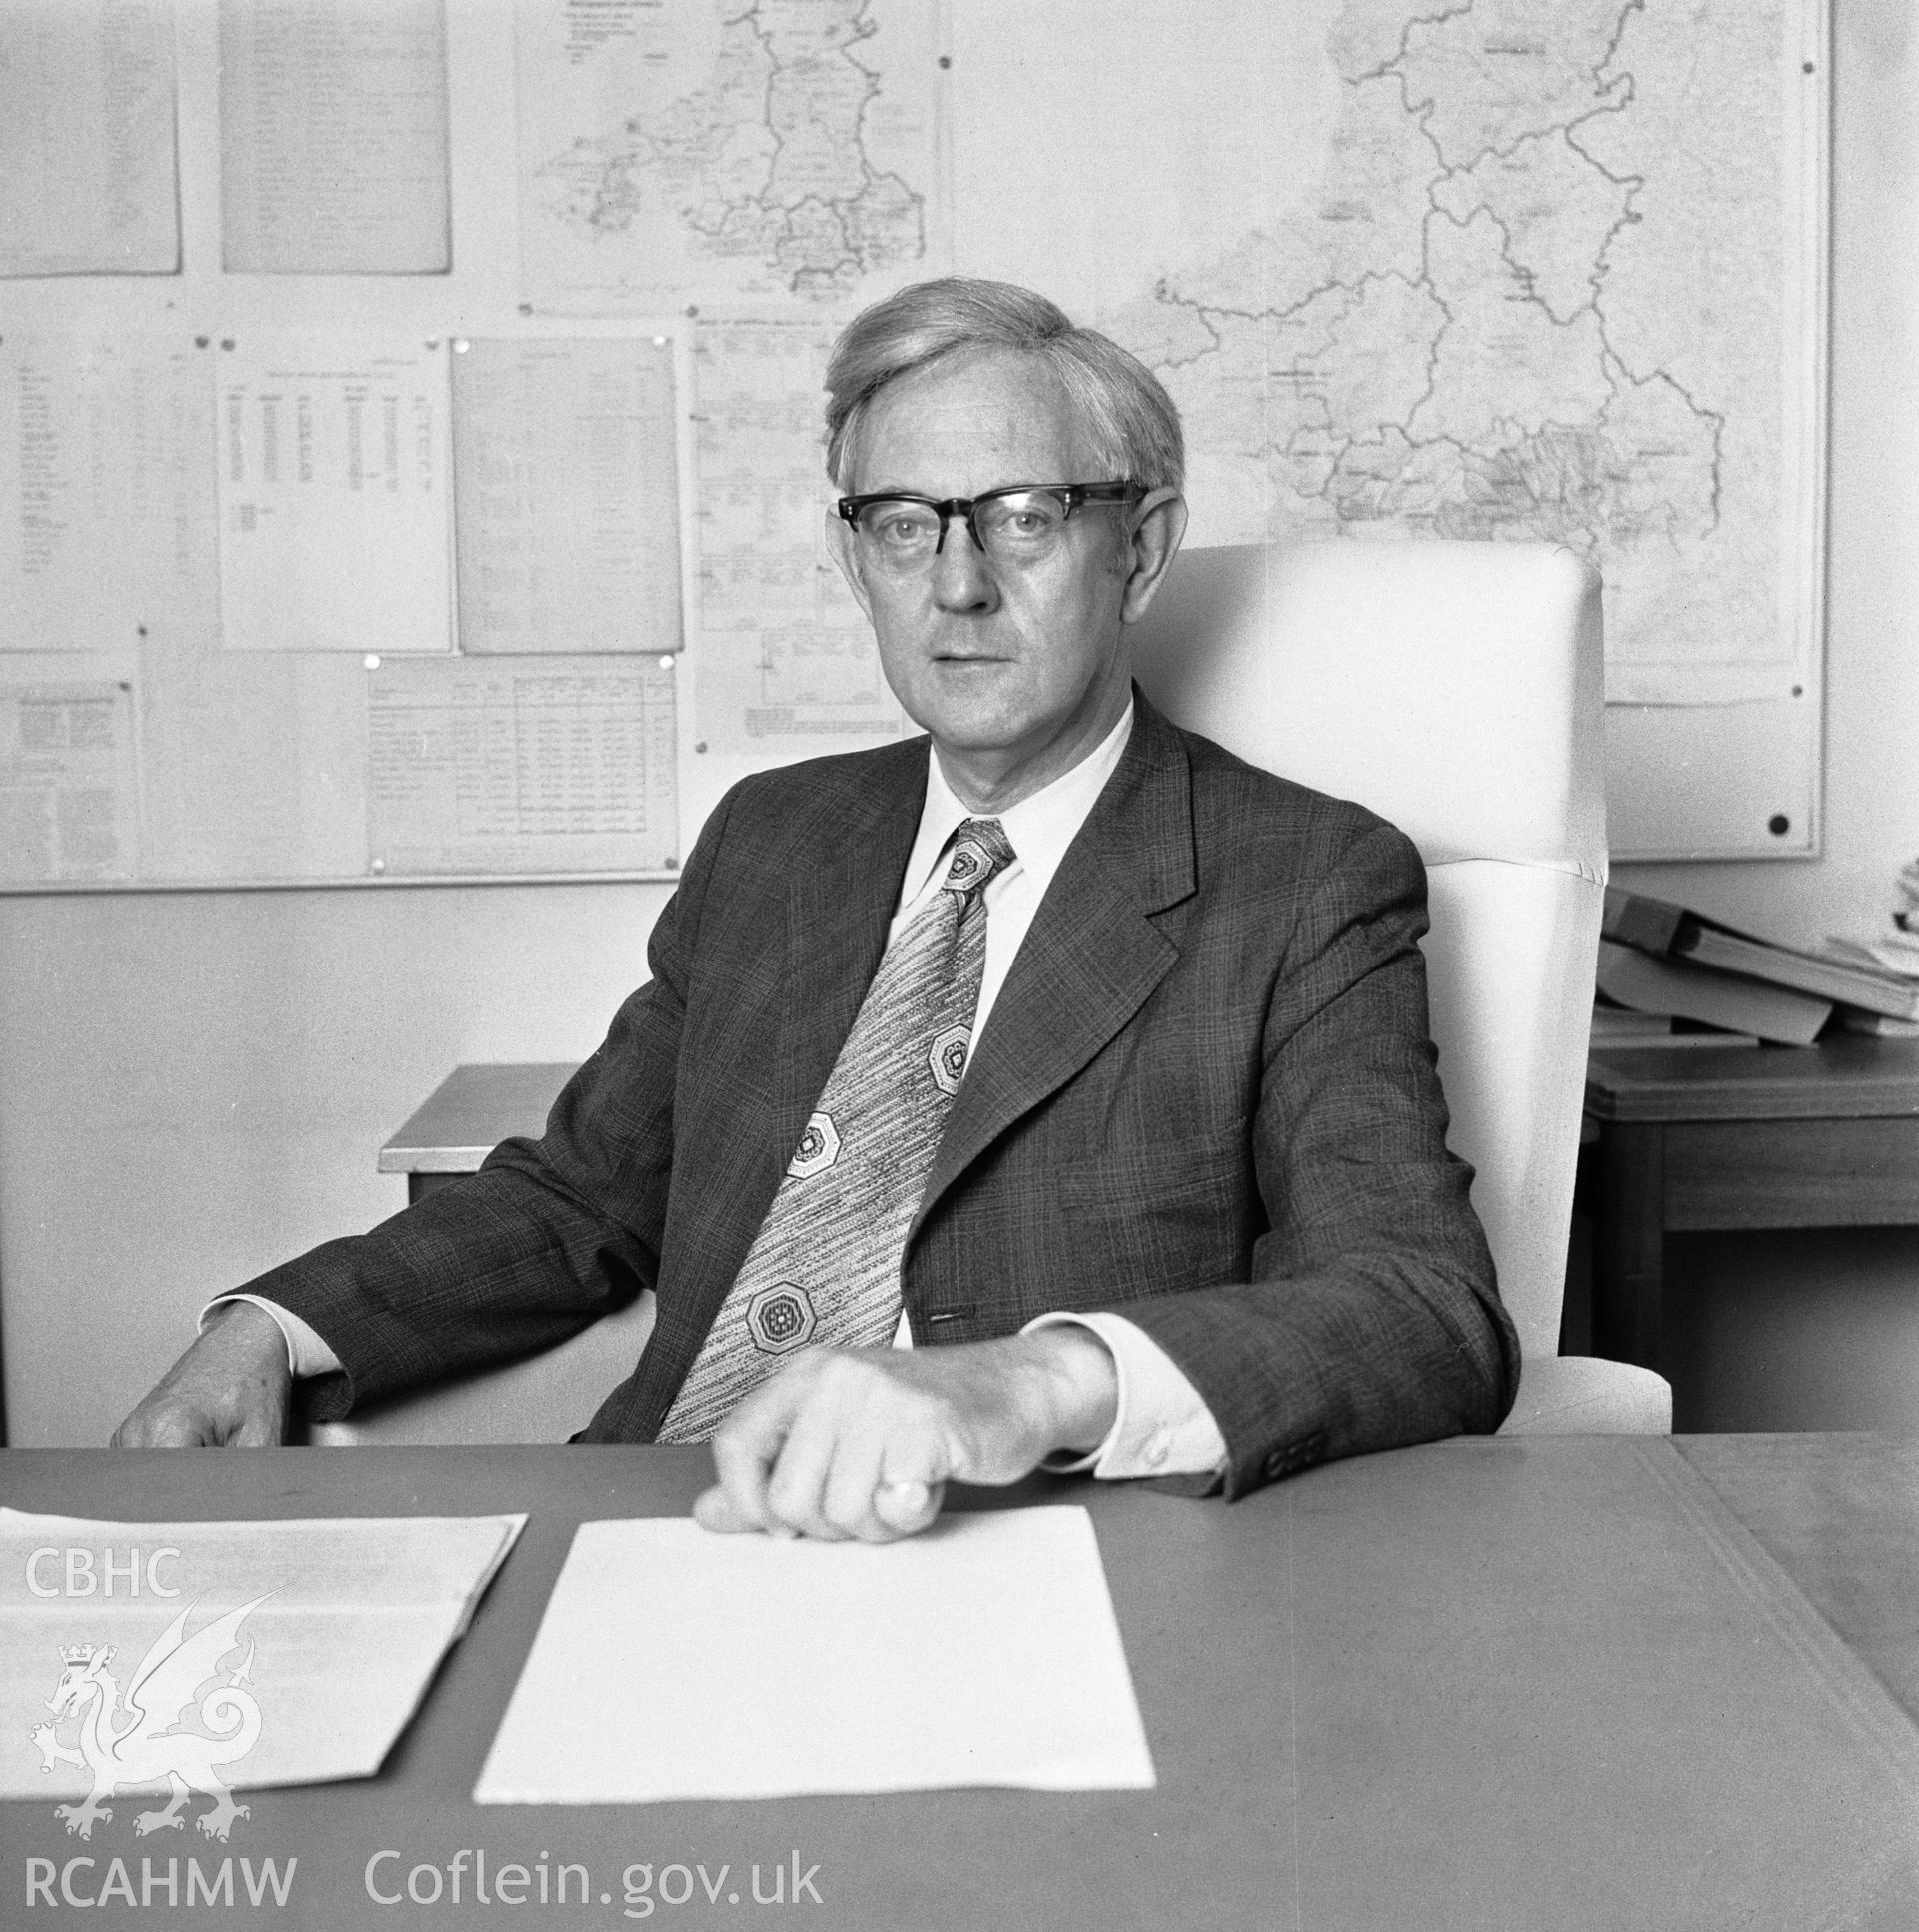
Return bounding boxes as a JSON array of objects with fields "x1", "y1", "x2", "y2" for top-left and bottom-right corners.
[
  {"x1": 474, "y1": 1508, "x2": 1155, "y2": 1804},
  {"x1": 0, "y1": 1509, "x2": 523, "y2": 1798}
]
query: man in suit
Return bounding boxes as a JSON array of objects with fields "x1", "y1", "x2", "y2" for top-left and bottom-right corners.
[{"x1": 115, "y1": 278, "x2": 1518, "y2": 1538}]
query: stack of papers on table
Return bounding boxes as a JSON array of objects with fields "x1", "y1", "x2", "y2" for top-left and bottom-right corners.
[
  {"x1": 474, "y1": 1506, "x2": 1155, "y2": 1804},
  {"x1": 0, "y1": 1508, "x2": 523, "y2": 1796}
]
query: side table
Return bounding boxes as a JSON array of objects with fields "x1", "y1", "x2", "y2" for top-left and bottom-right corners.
[
  {"x1": 379, "y1": 1062, "x2": 578, "y2": 1203},
  {"x1": 1585, "y1": 1037, "x2": 1919, "y2": 1369}
]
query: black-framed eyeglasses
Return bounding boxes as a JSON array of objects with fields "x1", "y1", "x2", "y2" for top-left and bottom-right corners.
[{"x1": 834, "y1": 481, "x2": 1146, "y2": 567}]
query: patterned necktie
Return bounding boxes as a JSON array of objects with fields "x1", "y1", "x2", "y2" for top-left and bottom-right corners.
[{"x1": 657, "y1": 817, "x2": 1017, "y2": 1443}]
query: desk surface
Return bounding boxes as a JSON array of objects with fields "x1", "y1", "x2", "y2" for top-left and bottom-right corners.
[
  {"x1": 3, "y1": 1437, "x2": 1917, "y2": 1931},
  {"x1": 1587, "y1": 1033, "x2": 1919, "y2": 1121}
]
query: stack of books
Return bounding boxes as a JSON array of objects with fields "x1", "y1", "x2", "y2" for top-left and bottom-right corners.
[
  {"x1": 1589, "y1": 991, "x2": 1760, "y2": 1051},
  {"x1": 1592, "y1": 888, "x2": 1919, "y2": 1049}
]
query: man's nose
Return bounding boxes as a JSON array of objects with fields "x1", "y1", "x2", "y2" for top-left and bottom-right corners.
[{"x1": 929, "y1": 511, "x2": 997, "y2": 611}]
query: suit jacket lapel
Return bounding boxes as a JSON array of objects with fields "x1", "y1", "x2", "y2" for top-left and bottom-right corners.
[
  {"x1": 773, "y1": 740, "x2": 929, "y2": 1164},
  {"x1": 914, "y1": 696, "x2": 1198, "y2": 1230}
]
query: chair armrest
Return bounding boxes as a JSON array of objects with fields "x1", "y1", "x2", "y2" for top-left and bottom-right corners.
[
  {"x1": 299, "y1": 1291, "x2": 657, "y2": 1446},
  {"x1": 1498, "y1": 1354, "x2": 1672, "y2": 1435}
]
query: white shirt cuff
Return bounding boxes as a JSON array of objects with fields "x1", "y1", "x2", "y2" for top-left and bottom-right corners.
[
  {"x1": 1021, "y1": 1311, "x2": 1228, "y2": 1480},
  {"x1": 201, "y1": 1294, "x2": 343, "y2": 1380}
]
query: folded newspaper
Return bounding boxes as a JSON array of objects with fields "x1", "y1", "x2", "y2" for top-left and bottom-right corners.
[{"x1": 0, "y1": 1508, "x2": 523, "y2": 1820}]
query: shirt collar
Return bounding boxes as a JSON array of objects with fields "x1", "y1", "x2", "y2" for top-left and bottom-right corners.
[{"x1": 899, "y1": 698, "x2": 1136, "y2": 907}]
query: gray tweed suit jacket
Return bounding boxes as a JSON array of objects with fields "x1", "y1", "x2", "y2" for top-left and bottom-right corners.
[{"x1": 261, "y1": 691, "x2": 1518, "y2": 1494}]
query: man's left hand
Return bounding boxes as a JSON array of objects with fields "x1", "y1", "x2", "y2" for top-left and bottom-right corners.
[{"x1": 692, "y1": 1328, "x2": 1119, "y2": 1542}]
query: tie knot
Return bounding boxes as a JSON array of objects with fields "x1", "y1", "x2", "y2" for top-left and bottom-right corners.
[{"x1": 942, "y1": 818, "x2": 1015, "y2": 900}]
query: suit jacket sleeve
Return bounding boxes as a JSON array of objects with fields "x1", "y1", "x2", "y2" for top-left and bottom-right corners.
[
  {"x1": 246, "y1": 791, "x2": 734, "y2": 1422},
  {"x1": 1114, "y1": 816, "x2": 1519, "y2": 1497}
]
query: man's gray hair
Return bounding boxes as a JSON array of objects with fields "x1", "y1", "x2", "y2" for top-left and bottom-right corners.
[{"x1": 824, "y1": 277, "x2": 1185, "y2": 493}]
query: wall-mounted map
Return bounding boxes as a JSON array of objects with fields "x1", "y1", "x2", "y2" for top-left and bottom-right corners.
[
  {"x1": 517, "y1": 0, "x2": 945, "y2": 311},
  {"x1": 951, "y1": 0, "x2": 1825, "y2": 710}
]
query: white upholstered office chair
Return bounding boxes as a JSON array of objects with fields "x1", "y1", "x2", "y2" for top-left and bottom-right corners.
[
  {"x1": 315, "y1": 538, "x2": 1669, "y2": 1444},
  {"x1": 1133, "y1": 540, "x2": 1669, "y2": 1434}
]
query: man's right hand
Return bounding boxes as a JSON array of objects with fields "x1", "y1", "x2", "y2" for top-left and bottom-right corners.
[{"x1": 111, "y1": 1301, "x2": 292, "y2": 1447}]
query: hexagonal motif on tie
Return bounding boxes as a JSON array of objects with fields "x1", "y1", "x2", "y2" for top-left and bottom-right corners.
[
  {"x1": 746, "y1": 1284, "x2": 817, "y2": 1355},
  {"x1": 787, "y1": 1110, "x2": 840, "y2": 1179},
  {"x1": 928, "y1": 1023, "x2": 970, "y2": 1095},
  {"x1": 947, "y1": 839, "x2": 986, "y2": 888}
]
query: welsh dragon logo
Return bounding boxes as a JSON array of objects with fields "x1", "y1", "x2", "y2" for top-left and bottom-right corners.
[{"x1": 30, "y1": 1596, "x2": 267, "y2": 1841}]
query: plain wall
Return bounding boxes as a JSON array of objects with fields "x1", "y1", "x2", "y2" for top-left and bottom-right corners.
[
  {"x1": 5, "y1": 1, "x2": 1919, "y2": 1443},
  {"x1": 0, "y1": 883, "x2": 672, "y2": 1443}
]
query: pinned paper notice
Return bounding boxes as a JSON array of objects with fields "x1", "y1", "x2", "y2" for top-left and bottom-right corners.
[
  {"x1": 214, "y1": 333, "x2": 452, "y2": 655},
  {"x1": 474, "y1": 1507, "x2": 1155, "y2": 1804}
]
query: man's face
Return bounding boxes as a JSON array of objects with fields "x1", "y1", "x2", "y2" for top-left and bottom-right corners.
[{"x1": 828, "y1": 349, "x2": 1145, "y2": 810}]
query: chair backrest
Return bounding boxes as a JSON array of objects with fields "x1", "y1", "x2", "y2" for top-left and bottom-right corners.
[{"x1": 1129, "y1": 540, "x2": 1606, "y2": 1360}]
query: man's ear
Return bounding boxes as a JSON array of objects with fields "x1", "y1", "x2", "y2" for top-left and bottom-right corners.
[
  {"x1": 824, "y1": 508, "x2": 875, "y2": 622},
  {"x1": 1118, "y1": 489, "x2": 1189, "y2": 626}
]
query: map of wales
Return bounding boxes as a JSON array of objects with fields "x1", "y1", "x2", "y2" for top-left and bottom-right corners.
[
  {"x1": 1105, "y1": 0, "x2": 1814, "y2": 702},
  {"x1": 517, "y1": 0, "x2": 1820, "y2": 709},
  {"x1": 521, "y1": 0, "x2": 936, "y2": 308}
]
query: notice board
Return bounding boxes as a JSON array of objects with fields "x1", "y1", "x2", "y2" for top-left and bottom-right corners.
[{"x1": 0, "y1": 0, "x2": 1827, "y2": 888}]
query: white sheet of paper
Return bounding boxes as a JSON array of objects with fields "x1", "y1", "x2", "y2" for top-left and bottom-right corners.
[
  {"x1": 0, "y1": 1510, "x2": 523, "y2": 1797},
  {"x1": 689, "y1": 319, "x2": 904, "y2": 758},
  {"x1": 214, "y1": 332, "x2": 452, "y2": 654},
  {"x1": 0, "y1": 335, "x2": 216, "y2": 655},
  {"x1": 0, "y1": 0, "x2": 180, "y2": 277},
  {"x1": 0, "y1": 675, "x2": 140, "y2": 884},
  {"x1": 218, "y1": 0, "x2": 450, "y2": 275},
  {"x1": 364, "y1": 654, "x2": 678, "y2": 875},
  {"x1": 451, "y1": 336, "x2": 682, "y2": 656},
  {"x1": 473, "y1": 1507, "x2": 1155, "y2": 1805}
]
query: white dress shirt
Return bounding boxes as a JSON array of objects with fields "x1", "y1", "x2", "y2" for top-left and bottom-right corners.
[{"x1": 213, "y1": 699, "x2": 1228, "y2": 1481}]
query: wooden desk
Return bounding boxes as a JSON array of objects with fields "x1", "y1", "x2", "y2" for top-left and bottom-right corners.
[
  {"x1": 3, "y1": 1438, "x2": 1917, "y2": 1930},
  {"x1": 1585, "y1": 1037, "x2": 1919, "y2": 1370},
  {"x1": 380, "y1": 1063, "x2": 577, "y2": 1203}
]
